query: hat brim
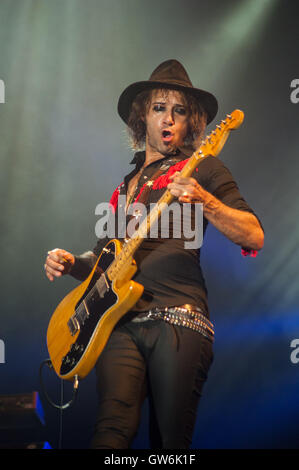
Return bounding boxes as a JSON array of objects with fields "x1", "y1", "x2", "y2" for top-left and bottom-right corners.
[{"x1": 117, "y1": 80, "x2": 218, "y2": 125}]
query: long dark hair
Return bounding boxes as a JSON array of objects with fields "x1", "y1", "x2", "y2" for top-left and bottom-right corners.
[{"x1": 127, "y1": 88, "x2": 207, "y2": 150}]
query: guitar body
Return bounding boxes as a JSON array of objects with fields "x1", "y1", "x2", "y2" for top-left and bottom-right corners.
[{"x1": 47, "y1": 239, "x2": 144, "y2": 381}]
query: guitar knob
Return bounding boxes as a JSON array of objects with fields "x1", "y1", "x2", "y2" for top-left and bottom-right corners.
[{"x1": 62, "y1": 355, "x2": 71, "y2": 364}]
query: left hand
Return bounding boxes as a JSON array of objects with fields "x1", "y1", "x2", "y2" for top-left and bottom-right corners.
[{"x1": 167, "y1": 173, "x2": 209, "y2": 204}]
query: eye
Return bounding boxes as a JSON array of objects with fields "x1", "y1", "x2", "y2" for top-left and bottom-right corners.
[
  {"x1": 153, "y1": 104, "x2": 165, "y2": 112},
  {"x1": 175, "y1": 106, "x2": 186, "y2": 116}
]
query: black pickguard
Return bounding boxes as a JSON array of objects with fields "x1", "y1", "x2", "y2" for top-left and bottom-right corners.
[{"x1": 60, "y1": 243, "x2": 118, "y2": 376}]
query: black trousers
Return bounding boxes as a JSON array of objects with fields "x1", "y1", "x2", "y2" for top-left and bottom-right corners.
[{"x1": 90, "y1": 318, "x2": 213, "y2": 449}]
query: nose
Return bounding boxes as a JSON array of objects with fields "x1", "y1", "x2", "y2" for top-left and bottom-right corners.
[{"x1": 163, "y1": 110, "x2": 174, "y2": 126}]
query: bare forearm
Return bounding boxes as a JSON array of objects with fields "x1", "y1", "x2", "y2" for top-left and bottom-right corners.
[
  {"x1": 168, "y1": 174, "x2": 264, "y2": 251},
  {"x1": 203, "y1": 194, "x2": 264, "y2": 250}
]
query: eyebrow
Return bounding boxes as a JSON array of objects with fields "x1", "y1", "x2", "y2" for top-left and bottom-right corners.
[{"x1": 152, "y1": 101, "x2": 186, "y2": 107}]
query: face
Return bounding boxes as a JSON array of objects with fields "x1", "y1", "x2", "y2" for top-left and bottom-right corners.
[{"x1": 144, "y1": 89, "x2": 189, "y2": 156}]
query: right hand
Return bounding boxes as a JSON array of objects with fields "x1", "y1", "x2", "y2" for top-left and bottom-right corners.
[{"x1": 44, "y1": 248, "x2": 75, "y2": 282}]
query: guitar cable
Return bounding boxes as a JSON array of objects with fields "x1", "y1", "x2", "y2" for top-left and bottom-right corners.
[
  {"x1": 39, "y1": 359, "x2": 79, "y2": 410},
  {"x1": 39, "y1": 359, "x2": 79, "y2": 449}
]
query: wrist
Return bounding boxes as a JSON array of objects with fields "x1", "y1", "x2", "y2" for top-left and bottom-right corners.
[{"x1": 202, "y1": 192, "x2": 221, "y2": 215}]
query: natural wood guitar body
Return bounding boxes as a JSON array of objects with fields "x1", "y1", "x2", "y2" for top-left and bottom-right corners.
[{"x1": 47, "y1": 239, "x2": 144, "y2": 380}]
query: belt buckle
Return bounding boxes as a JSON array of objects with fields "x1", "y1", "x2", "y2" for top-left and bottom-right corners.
[
  {"x1": 147, "y1": 310, "x2": 154, "y2": 319},
  {"x1": 147, "y1": 309, "x2": 161, "y2": 319}
]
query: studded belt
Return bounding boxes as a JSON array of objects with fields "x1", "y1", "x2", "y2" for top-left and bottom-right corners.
[{"x1": 131, "y1": 304, "x2": 214, "y2": 343}]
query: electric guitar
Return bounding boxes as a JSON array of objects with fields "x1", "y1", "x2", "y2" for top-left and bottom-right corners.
[{"x1": 47, "y1": 109, "x2": 244, "y2": 381}]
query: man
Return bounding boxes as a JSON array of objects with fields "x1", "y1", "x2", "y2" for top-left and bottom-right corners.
[{"x1": 44, "y1": 60, "x2": 264, "y2": 449}]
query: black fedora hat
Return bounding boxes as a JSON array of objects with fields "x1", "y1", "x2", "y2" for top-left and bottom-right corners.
[{"x1": 117, "y1": 59, "x2": 218, "y2": 125}]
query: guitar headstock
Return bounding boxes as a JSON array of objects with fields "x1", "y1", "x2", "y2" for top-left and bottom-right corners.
[
  {"x1": 226, "y1": 109, "x2": 244, "y2": 130},
  {"x1": 196, "y1": 109, "x2": 244, "y2": 158}
]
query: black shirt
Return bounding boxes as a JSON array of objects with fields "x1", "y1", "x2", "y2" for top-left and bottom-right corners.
[{"x1": 91, "y1": 148, "x2": 262, "y2": 318}]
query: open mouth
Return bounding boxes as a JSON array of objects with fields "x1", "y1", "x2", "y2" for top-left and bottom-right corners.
[{"x1": 162, "y1": 130, "x2": 174, "y2": 142}]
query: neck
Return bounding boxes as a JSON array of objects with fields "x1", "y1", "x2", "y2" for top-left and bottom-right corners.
[
  {"x1": 144, "y1": 149, "x2": 165, "y2": 167},
  {"x1": 144, "y1": 138, "x2": 179, "y2": 167}
]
